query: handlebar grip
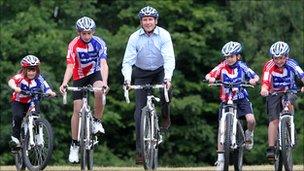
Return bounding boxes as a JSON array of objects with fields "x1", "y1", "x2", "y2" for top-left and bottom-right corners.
[
  {"x1": 164, "y1": 87, "x2": 169, "y2": 102},
  {"x1": 63, "y1": 92, "x2": 67, "y2": 105},
  {"x1": 123, "y1": 86, "x2": 130, "y2": 103}
]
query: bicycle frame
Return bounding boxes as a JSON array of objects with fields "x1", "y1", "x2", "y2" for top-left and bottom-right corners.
[{"x1": 211, "y1": 81, "x2": 252, "y2": 149}]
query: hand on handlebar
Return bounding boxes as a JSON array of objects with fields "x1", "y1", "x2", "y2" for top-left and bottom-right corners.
[
  {"x1": 59, "y1": 84, "x2": 68, "y2": 94},
  {"x1": 163, "y1": 79, "x2": 171, "y2": 90},
  {"x1": 123, "y1": 80, "x2": 131, "y2": 90}
]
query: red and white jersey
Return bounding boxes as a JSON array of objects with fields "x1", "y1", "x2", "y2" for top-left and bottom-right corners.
[
  {"x1": 262, "y1": 58, "x2": 304, "y2": 92},
  {"x1": 10, "y1": 74, "x2": 51, "y2": 104},
  {"x1": 66, "y1": 36, "x2": 107, "y2": 80}
]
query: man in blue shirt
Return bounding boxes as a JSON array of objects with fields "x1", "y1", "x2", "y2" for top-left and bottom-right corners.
[{"x1": 121, "y1": 6, "x2": 175, "y2": 164}]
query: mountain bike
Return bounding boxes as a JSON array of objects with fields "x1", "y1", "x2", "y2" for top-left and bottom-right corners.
[
  {"x1": 63, "y1": 85, "x2": 107, "y2": 171},
  {"x1": 271, "y1": 89, "x2": 300, "y2": 171},
  {"x1": 207, "y1": 81, "x2": 254, "y2": 171},
  {"x1": 13, "y1": 90, "x2": 54, "y2": 171},
  {"x1": 124, "y1": 84, "x2": 169, "y2": 170}
]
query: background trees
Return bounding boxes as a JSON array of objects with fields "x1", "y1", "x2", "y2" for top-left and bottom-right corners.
[{"x1": 1, "y1": 0, "x2": 303, "y2": 166}]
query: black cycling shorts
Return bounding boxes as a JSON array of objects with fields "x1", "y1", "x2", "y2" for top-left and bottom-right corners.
[
  {"x1": 218, "y1": 98, "x2": 253, "y2": 120},
  {"x1": 72, "y1": 72, "x2": 102, "y2": 100},
  {"x1": 266, "y1": 93, "x2": 297, "y2": 121}
]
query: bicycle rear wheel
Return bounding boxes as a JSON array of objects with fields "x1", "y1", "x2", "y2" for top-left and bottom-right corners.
[
  {"x1": 140, "y1": 107, "x2": 154, "y2": 170},
  {"x1": 280, "y1": 117, "x2": 293, "y2": 171},
  {"x1": 23, "y1": 118, "x2": 54, "y2": 171},
  {"x1": 224, "y1": 114, "x2": 233, "y2": 171},
  {"x1": 233, "y1": 120, "x2": 245, "y2": 171}
]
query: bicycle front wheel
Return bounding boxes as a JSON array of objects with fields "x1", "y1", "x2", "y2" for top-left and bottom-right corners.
[
  {"x1": 233, "y1": 120, "x2": 245, "y2": 171},
  {"x1": 224, "y1": 114, "x2": 233, "y2": 171},
  {"x1": 281, "y1": 117, "x2": 293, "y2": 171},
  {"x1": 23, "y1": 118, "x2": 54, "y2": 171},
  {"x1": 14, "y1": 148, "x2": 25, "y2": 171},
  {"x1": 140, "y1": 107, "x2": 154, "y2": 170}
]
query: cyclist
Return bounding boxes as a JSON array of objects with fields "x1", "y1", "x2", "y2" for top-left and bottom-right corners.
[
  {"x1": 205, "y1": 41, "x2": 259, "y2": 170},
  {"x1": 260, "y1": 41, "x2": 304, "y2": 161},
  {"x1": 121, "y1": 6, "x2": 175, "y2": 164},
  {"x1": 59, "y1": 16, "x2": 109, "y2": 163},
  {"x1": 8, "y1": 55, "x2": 56, "y2": 151}
]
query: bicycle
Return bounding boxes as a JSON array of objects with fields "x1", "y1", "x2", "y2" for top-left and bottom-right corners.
[
  {"x1": 206, "y1": 81, "x2": 254, "y2": 171},
  {"x1": 63, "y1": 85, "x2": 107, "y2": 171},
  {"x1": 13, "y1": 89, "x2": 54, "y2": 171},
  {"x1": 123, "y1": 84, "x2": 169, "y2": 170},
  {"x1": 270, "y1": 89, "x2": 300, "y2": 171}
]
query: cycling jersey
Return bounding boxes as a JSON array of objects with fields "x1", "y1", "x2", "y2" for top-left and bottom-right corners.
[
  {"x1": 10, "y1": 74, "x2": 51, "y2": 104},
  {"x1": 207, "y1": 61, "x2": 257, "y2": 102},
  {"x1": 66, "y1": 36, "x2": 107, "y2": 80},
  {"x1": 262, "y1": 58, "x2": 304, "y2": 92}
]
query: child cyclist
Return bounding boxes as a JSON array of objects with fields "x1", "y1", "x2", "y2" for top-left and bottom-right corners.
[
  {"x1": 260, "y1": 41, "x2": 304, "y2": 161},
  {"x1": 205, "y1": 41, "x2": 259, "y2": 170},
  {"x1": 8, "y1": 55, "x2": 56, "y2": 150}
]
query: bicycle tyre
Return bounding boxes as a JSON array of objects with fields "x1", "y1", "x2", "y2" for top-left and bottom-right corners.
[
  {"x1": 140, "y1": 107, "x2": 154, "y2": 170},
  {"x1": 14, "y1": 148, "x2": 26, "y2": 171},
  {"x1": 224, "y1": 113, "x2": 233, "y2": 171},
  {"x1": 233, "y1": 120, "x2": 245, "y2": 171},
  {"x1": 23, "y1": 118, "x2": 54, "y2": 171},
  {"x1": 86, "y1": 117, "x2": 94, "y2": 171},
  {"x1": 80, "y1": 112, "x2": 87, "y2": 170},
  {"x1": 274, "y1": 145, "x2": 283, "y2": 171},
  {"x1": 280, "y1": 117, "x2": 293, "y2": 171}
]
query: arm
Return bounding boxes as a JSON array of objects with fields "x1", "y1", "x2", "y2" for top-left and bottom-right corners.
[
  {"x1": 60, "y1": 64, "x2": 73, "y2": 93},
  {"x1": 100, "y1": 58, "x2": 109, "y2": 87},
  {"x1": 161, "y1": 31, "x2": 175, "y2": 82},
  {"x1": 8, "y1": 78, "x2": 21, "y2": 93},
  {"x1": 205, "y1": 62, "x2": 224, "y2": 83},
  {"x1": 121, "y1": 34, "x2": 137, "y2": 84},
  {"x1": 260, "y1": 61, "x2": 272, "y2": 96}
]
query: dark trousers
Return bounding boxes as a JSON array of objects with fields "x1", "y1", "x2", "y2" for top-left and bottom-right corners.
[
  {"x1": 132, "y1": 66, "x2": 172, "y2": 154},
  {"x1": 11, "y1": 101, "x2": 29, "y2": 139}
]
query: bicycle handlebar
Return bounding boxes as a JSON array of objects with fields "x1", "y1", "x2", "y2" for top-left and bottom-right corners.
[
  {"x1": 20, "y1": 90, "x2": 53, "y2": 98},
  {"x1": 123, "y1": 84, "x2": 169, "y2": 103},
  {"x1": 269, "y1": 89, "x2": 301, "y2": 96},
  {"x1": 203, "y1": 80, "x2": 255, "y2": 88},
  {"x1": 63, "y1": 85, "x2": 108, "y2": 105}
]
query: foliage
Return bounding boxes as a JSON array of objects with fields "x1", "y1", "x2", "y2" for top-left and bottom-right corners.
[{"x1": 0, "y1": 0, "x2": 303, "y2": 166}]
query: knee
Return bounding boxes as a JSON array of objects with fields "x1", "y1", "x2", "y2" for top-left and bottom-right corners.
[{"x1": 246, "y1": 114, "x2": 255, "y2": 125}]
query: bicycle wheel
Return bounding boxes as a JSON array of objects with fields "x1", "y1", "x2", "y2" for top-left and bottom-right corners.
[
  {"x1": 23, "y1": 118, "x2": 54, "y2": 171},
  {"x1": 80, "y1": 112, "x2": 87, "y2": 170},
  {"x1": 140, "y1": 107, "x2": 154, "y2": 170},
  {"x1": 274, "y1": 144, "x2": 283, "y2": 171},
  {"x1": 224, "y1": 113, "x2": 233, "y2": 171},
  {"x1": 14, "y1": 148, "x2": 25, "y2": 171},
  {"x1": 280, "y1": 117, "x2": 293, "y2": 171},
  {"x1": 86, "y1": 117, "x2": 94, "y2": 170},
  {"x1": 233, "y1": 120, "x2": 245, "y2": 171}
]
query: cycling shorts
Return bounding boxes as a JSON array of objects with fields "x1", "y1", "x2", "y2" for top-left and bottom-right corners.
[
  {"x1": 72, "y1": 72, "x2": 102, "y2": 100},
  {"x1": 266, "y1": 93, "x2": 297, "y2": 121},
  {"x1": 218, "y1": 98, "x2": 253, "y2": 120}
]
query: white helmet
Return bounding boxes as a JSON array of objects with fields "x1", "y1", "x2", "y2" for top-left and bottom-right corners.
[
  {"x1": 138, "y1": 6, "x2": 159, "y2": 19},
  {"x1": 221, "y1": 41, "x2": 242, "y2": 56},
  {"x1": 269, "y1": 41, "x2": 289, "y2": 57},
  {"x1": 76, "y1": 16, "x2": 96, "y2": 32},
  {"x1": 20, "y1": 55, "x2": 40, "y2": 67}
]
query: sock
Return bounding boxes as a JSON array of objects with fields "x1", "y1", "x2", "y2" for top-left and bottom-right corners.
[{"x1": 218, "y1": 152, "x2": 224, "y2": 161}]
